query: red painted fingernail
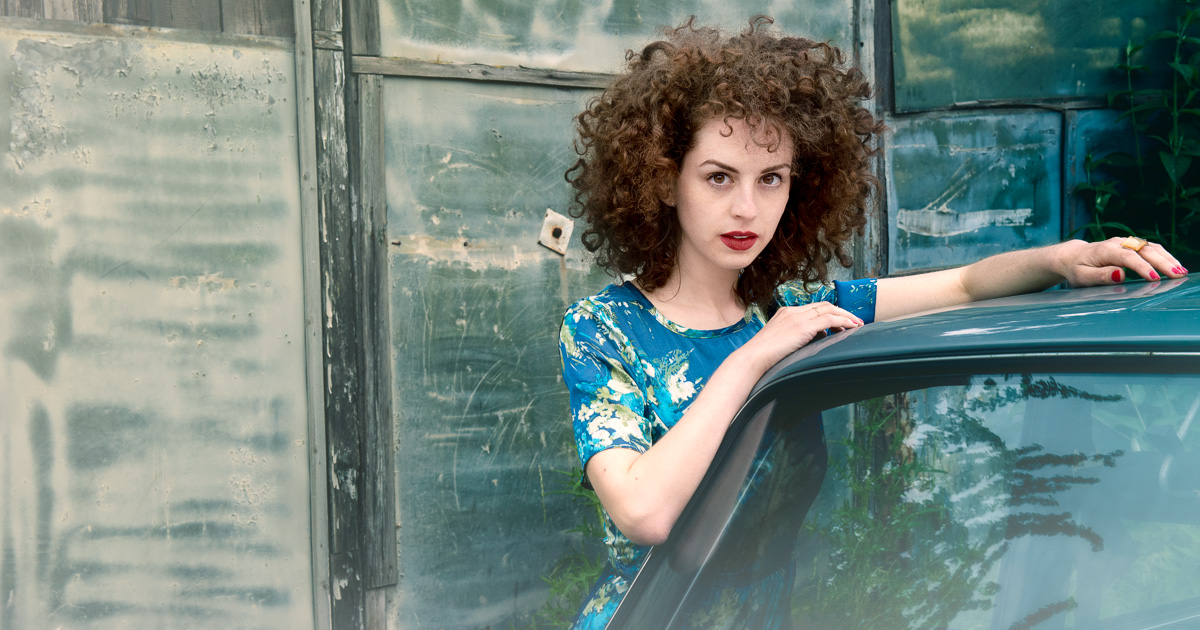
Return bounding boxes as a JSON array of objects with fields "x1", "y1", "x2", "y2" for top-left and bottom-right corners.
[
  {"x1": 1172, "y1": 266, "x2": 1183, "y2": 274},
  {"x1": 1150, "y1": 271, "x2": 1161, "y2": 280},
  {"x1": 1111, "y1": 270, "x2": 1121, "y2": 282}
]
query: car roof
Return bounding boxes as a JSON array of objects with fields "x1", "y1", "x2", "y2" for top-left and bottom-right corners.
[{"x1": 760, "y1": 276, "x2": 1200, "y2": 386}]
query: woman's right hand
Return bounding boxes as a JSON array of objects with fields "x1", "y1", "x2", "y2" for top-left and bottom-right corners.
[
  {"x1": 585, "y1": 301, "x2": 862, "y2": 546},
  {"x1": 741, "y1": 302, "x2": 864, "y2": 372}
]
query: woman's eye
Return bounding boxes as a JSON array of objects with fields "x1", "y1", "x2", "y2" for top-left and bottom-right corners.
[
  {"x1": 707, "y1": 173, "x2": 730, "y2": 185},
  {"x1": 762, "y1": 173, "x2": 784, "y2": 186}
]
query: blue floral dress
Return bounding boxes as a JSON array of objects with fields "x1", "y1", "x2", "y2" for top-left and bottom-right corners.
[{"x1": 558, "y1": 279, "x2": 877, "y2": 629}]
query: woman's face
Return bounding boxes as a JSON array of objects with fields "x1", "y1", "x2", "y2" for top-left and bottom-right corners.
[{"x1": 669, "y1": 117, "x2": 794, "y2": 283}]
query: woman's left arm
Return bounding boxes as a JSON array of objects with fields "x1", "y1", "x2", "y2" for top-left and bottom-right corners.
[{"x1": 875, "y1": 237, "x2": 1188, "y2": 321}]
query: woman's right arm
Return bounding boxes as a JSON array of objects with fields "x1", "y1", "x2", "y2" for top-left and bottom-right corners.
[{"x1": 584, "y1": 303, "x2": 863, "y2": 545}]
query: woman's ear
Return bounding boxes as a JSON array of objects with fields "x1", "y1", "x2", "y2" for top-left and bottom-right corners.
[{"x1": 658, "y1": 178, "x2": 676, "y2": 208}]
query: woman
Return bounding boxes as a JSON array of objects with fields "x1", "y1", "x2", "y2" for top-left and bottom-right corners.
[{"x1": 558, "y1": 17, "x2": 1186, "y2": 629}]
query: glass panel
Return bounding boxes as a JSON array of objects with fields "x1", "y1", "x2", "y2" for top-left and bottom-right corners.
[
  {"x1": 384, "y1": 77, "x2": 612, "y2": 626},
  {"x1": 892, "y1": 0, "x2": 1176, "y2": 112},
  {"x1": 681, "y1": 372, "x2": 1200, "y2": 629},
  {"x1": 0, "y1": 25, "x2": 313, "y2": 630},
  {"x1": 379, "y1": 0, "x2": 855, "y2": 73}
]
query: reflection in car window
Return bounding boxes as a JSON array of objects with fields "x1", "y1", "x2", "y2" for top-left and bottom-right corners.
[{"x1": 683, "y1": 373, "x2": 1200, "y2": 630}]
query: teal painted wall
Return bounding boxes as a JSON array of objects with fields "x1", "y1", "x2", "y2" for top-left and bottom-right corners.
[
  {"x1": 885, "y1": 1, "x2": 1179, "y2": 272},
  {"x1": 0, "y1": 23, "x2": 315, "y2": 630},
  {"x1": 887, "y1": 111, "x2": 1063, "y2": 272}
]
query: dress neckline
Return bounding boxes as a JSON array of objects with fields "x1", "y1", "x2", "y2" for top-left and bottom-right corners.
[{"x1": 621, "y1": 283, "x2": 758, "y2": 339}]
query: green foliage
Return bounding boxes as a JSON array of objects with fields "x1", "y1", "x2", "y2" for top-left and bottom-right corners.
[
  {"x1": 528, "y1": 467, "x2": 606, "y2": 629},
  {"x1": 793, "y1": 394, "x2": 1005, "y2": 629},
  {"x1": 794, "y1": 378, "x2": 1128, "y2": 628},
  {"x1": 1075, "y1": 0, "x2": 1200, "y2": 264}
]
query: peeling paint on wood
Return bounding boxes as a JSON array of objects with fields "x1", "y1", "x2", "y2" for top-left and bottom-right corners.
[
  {"x1": 897, "y1": 207, "x2": 1034, "y2": 237},
  {"x1": 0, "y1": 23, "x2": 313, "y2": 630},
  {"x1": 886, "y1": 111, "x2": 1063, "y2": 272}
]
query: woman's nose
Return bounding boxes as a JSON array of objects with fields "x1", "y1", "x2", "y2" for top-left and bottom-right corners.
[{"x1": 731, "y1": 185, "x2": 758, "y2": 219}]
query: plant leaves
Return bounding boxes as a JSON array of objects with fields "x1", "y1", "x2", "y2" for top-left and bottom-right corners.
[
  {"x1": 1118, "y1": 63, "x2": 1150, "y2": 73},
  {"x1": 1097, "y1": 221, "x2": 1138, "y2": 233},
  {"x1": 1160, "y1": 152, "x2": 1194, "y2": 183},
  {"x1": 1102, "y1": 152, "x2": 1141, "y2": 169},
  {"x1": 1116, "y1": 102, "x2": 1164, "y2": 124},
  {"x1": 1170, "y1": 62, "x2": 1200, "y2": 85}
]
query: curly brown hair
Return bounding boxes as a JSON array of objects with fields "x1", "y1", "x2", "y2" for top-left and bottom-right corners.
[{"x1": 566, "y1": 16, "x2": 885, "y2": 308}]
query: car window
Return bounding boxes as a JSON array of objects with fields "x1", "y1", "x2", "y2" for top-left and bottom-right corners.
[{"x1": 666, "y1": 372, "x2": 1200, "y2": 630}]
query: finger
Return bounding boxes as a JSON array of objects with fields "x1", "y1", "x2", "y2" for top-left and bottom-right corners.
[
  {"x1": 816, "y1": 304, "x2": 865, "y2": 325},
  {"x1": 812, "y1": 309, "x2": 864, "y2": 327},
  {"x1": 818, "y1": 313, "x2": 863, "y2": 330},
  {"x1": 778, "y1": 303, "x2": 864, "y2": 325},
  {"x1": 1137, "y1": 242, "x2": 1188, "y2": 278},
  {"x1": 1117, "y1": 245, "x2": 1166, "y2": 282},
  {"x1": 1079, "y1": 264, "x2": 1128, "y2": 285}
]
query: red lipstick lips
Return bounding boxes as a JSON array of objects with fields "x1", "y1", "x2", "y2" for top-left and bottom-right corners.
[{"x1": 720, "y1": 231, "x2": 758, "y2": 251}]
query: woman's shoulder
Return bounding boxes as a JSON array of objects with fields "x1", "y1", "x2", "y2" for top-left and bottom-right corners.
[
  {"x1": 564, "y1": 283, "x2": 650, "y2": 325},
  {"x1": 560, "y1": 283, "x2": 651, "y2": 366}
]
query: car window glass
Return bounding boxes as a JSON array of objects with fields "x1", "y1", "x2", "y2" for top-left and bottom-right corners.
[{"x1": 675, "y1": 373, "x2": 1200, "y2": 630}]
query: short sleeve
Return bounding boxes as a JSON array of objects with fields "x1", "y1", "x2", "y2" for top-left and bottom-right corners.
[
  {"x1": 833, "y1": 278, "x2": 877, "y2": 324},
  {"x1": 560, "y1": 302, "x2": 652, "y2": 482},
  {"x1": 775, "y1": 278, "x2": 877, "y2": 324}
]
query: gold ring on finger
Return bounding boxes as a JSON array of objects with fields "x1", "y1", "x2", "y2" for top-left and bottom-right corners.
[{"x1": 1120, "y1": 236, "x2": 1148, "y2": 252}]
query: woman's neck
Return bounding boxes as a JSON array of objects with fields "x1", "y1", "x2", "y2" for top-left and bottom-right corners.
[{"x1": 637, "y1": 267, "x2": 747, "y2": 330}]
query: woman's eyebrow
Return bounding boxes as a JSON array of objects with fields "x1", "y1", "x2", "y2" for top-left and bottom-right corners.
[{"x1": 698, "y1": 159, "x2": 791, "y2": 173}]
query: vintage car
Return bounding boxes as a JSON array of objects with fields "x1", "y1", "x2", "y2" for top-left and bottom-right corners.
[{"x1": 607, "y1": 276, "x2": 1200, "y2": 630}]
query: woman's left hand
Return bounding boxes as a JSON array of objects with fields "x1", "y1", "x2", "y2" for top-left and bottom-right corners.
[
  {"x1": 877, "y1": 237, "x2": 1189, "y2": 321},
  {"x1": 1055, "y1": 237, "x2": 1189, "y2": 287}
]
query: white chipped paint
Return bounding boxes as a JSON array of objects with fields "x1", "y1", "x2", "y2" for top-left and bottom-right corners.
[
  {"x1": 896, "y1": 147, "x2": 1040, "y2": 237},
  {"x1": 892, "y1": 143, "x2": 1048, "y2": 155},
  {"x1": 446, "y1": 89, "x2": 576, "y2": 107},
  {"x1": 397, "y1": 233, "x2": 557, "y2": 271},
  {"x1": 898, "y1": 207, "x2": 1034, "y2": 237}
]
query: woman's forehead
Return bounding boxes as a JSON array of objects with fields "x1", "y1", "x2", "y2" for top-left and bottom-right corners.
[{"x1": 687, "y1": 117, "x2": 794, "y2": 164}]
